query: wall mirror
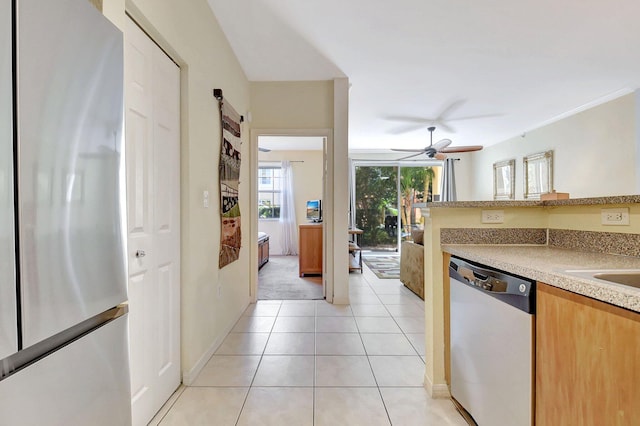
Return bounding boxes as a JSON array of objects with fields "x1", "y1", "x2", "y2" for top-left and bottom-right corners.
[
  {"x1": 493, "y1": 159, "x2": 515, "y2": 200},
  {"x1": 523, "y1": 150, "x2": 553, "y2": 199}
]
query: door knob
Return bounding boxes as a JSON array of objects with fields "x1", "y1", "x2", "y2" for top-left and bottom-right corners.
[{"x1": 135, "y1": 250, "x2": 146, "y2": 258}]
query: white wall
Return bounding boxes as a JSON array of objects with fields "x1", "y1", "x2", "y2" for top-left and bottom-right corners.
[
  {"x1": 258, "y1": 150, "x2": 324, "y2": 255},
  {"x1": 448, "y1": 152, "x2": 474, "y2": 201},
  {"x1": 102, "y1": 0, "x2": 252, "y2": 382},
  {"x1": 470, "y1": 93, "x2": 638, "y2": 200}
]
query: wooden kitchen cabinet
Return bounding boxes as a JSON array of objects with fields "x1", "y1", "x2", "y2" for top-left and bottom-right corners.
[
  {"x1": 299, "y1": 223, "x2": 322, "y2": 276},
  {"x1": 536, "y1": 283, "x2": 640, "y2": 426}
]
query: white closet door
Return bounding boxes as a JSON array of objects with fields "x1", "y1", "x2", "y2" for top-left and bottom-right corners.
[{"x1": 125, "y1": 16, "x2": 181, "y2": 426}]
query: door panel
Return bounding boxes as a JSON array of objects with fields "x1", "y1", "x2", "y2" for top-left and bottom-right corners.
[
  {"x1": 17, "y1": 0, "x2": 126, "y2": 348},
  {"x1": 151, "y1": 25, "x2": 181, "y2": 406},
  {"x1": 0, "y1": 0, "x2": 17, "y2": 359},
  {"x1": 354, "y1": 165, "x2": 398, "y2": 251},
  {"x1": 125, "y1": 17, "x2": 180, "y2": 426}
]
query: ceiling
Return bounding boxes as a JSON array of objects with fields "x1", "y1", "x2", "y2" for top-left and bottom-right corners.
[{"x1": 207, "y1": 0, "x2": 640, "y2": 153}]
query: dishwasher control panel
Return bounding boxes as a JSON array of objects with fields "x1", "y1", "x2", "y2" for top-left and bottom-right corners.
[{"x1": 449, "y1": 256, "x2": 535, "y2": 313}]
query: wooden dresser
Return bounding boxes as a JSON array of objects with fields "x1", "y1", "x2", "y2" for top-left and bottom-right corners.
[{"x1": 299, "y1": 223, "x2": 322, "y2": 276}]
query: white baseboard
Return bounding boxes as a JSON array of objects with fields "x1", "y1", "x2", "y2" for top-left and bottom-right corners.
[
  {"x1": 181, "y1": 301, "x2": 249, "y2": 385},
  {"x1": 424, "y1": 373, "x2": 451, "y2": 398}
]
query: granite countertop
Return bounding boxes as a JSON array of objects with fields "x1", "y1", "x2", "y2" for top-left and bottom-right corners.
[
  {"x1": 429, "y1": 194, "x2": 640, "y2": 209},
  {"x1": 442, "y1": 244, "x2": 640, "y2": 313}
]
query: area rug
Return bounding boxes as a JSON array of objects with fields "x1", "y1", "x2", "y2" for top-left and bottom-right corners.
[
  {"x1": 362, "y1": 255, "x2": 401, "y2": 279},
  {"x1": 258, "y1": 255, "x2": 324, "y2": 300}
]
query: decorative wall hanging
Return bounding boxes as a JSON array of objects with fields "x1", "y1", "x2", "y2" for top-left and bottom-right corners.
[{"x1": 215, "y1": 89, "x2": 243, "y2": 268}]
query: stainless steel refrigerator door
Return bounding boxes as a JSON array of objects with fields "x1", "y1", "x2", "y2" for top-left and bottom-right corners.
[
  {"x1": 0, "y1": 315, "x2": 132, "y2": 425},
  {"x1": 0, "y1": 0, "x2": 18, "y2": 360},
  {"x1": 17, "y1": 0, "x2": 127, "y2": 347}
]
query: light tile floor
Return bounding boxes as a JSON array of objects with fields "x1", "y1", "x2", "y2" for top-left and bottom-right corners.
[{"x1": 151, "y1": 263, "x2": 466, "y2": 426}]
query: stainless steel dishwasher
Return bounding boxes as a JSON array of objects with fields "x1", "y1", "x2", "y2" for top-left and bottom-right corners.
[{"x1": 449, "y1": 256, "x2": 535, "y2": 426}]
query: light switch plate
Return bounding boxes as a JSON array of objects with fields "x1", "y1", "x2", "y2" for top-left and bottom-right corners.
[
  {"x1": 203, "y1": 190, "x2": 210, "y2": 208},
  {"x1": 601, "y1": 208, "x2": 629, "y2": 225},
  {"x1": 482, "y1": 210, "x2": 504, "y2": 224}
]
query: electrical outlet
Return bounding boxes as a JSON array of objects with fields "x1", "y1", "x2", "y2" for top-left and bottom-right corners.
[
  {"x1": 481, "y1": 210, "x2": 504, "y2": 224},
  {"x1": 601, "y1": 208, "x2": 629, "y2": 226}
]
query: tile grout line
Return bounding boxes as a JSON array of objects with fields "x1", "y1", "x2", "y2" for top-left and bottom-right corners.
[
  {"x1": 364, "y1": 262, "x2": 424, "y2": 359},
  {"x1": 233, "y1": 301, "x2": 282, "y2": 425},
  {"x1": 357, "y1": 272, "x2": 397, "y2": 426}
]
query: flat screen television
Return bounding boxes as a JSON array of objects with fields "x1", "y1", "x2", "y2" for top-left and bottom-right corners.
[{"x1": 306, "y1": 199, "x2": 322, "y2": 222}]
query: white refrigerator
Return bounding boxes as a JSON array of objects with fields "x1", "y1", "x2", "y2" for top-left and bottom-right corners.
[{"x1": 0, "y1": 0, "x2": 131, "y2": 424}]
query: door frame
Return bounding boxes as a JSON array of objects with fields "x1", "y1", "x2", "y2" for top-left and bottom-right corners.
[
  {"x1": 250, "y1": 129, "x2": 332, "y2": 303},
  {"x1": 351, "y1": 160, "x2": 443, "y2": 252}
]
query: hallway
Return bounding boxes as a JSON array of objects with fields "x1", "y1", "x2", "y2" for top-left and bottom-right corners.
[{"x1": 150, "y1": 266, "x2": 466, "y2": 425}]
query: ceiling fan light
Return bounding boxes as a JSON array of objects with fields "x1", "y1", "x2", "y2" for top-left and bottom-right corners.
[{"x1": 434, "y1": 152, "x2": 447, "y2": 160}]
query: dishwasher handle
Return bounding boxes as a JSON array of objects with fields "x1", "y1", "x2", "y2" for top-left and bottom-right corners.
[
  {"x1": 454, "y1": 265, "x2": 510, "y2": 293},
  {"x1": 449, "y1": 256, "x2": 535, "y2": 308}
]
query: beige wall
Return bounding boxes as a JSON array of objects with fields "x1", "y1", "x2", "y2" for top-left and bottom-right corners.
[
  {"x1": 103, "y1": 0, "x2": 252, "y2": 382},
  {"x1": 547, "y1": 204, "x2": 640, "y2": 234},
  {"x1": 469, "y1": 93, "x2": 638, "y2": 200},
  {"x1": 258, "y1": 150, "x2": 324, "y2": 255},
  {"x1": 250, "y1": 81, "x2": 334, "y2": 129},
  {"x1": 250, "y1": 79, "x2": 351, "y2": 303}
]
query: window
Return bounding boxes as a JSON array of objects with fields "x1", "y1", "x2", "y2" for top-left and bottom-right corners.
[{"x1": 258, "y1": 165, "x2": 282, "y2": 219}]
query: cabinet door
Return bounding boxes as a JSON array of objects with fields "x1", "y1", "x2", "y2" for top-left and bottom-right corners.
[
  {"x1": 536, "y1": 283, "x2": 640, "y2": 425},
  {"x1": 299, "y1": 225, "x2": 322, "y2": 275}
]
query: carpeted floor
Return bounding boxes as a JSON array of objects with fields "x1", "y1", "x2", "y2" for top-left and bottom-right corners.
[
  {"x1": 362, "y1": 255, "x2": 401, "y2": 279},
  {"x1": 258, "y1": 255, "x2": 324, "y2": 300}
]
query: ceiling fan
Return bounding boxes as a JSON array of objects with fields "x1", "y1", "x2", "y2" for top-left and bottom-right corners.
[
  {"x1": 386, "y1": 99, "x2": 502, "y2": 135},
  {"x1": 391, "y1": 126, "x2": 483, "y2": 160}
]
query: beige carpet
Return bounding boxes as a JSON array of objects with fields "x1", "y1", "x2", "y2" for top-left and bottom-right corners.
[{"x1": 258, "y1": 255, "x2": 324, "y2": 300}]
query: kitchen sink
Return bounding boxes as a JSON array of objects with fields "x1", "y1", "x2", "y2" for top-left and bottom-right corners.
[
  {"x1": 562, "y1": 269, "x2": 640, "y2": 290},
  {"x1": 592, "y1": 272, "x2": 640, "y2": 289}
]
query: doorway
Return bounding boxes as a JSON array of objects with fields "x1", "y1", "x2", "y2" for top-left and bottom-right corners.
[
  {"x1": 353, "y1": 161, "x2": 442, "y2": 253},
  {"x1": 255, "y1": 135, "x2": 325, "y2": 300}
]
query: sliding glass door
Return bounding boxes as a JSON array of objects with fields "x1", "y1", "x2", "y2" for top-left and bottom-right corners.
[
  {"x1": 399, "y1": 166, "x2": 436, "y2": 242},
  {"x1": 354, "y1": 162, "x2": 441, "y2": 252},
  {"x1": 354, "y1": 165, "x2": 398, "y2": 252}
]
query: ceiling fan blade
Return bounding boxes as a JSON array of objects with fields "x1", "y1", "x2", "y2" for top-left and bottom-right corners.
[
  {"x1": 385, "y1": 115, "x2": 435, "y2": 124},
  {"x1": 435, "y1": 99, "x2": 466, "y2": 121},
  {"x1": 435, "y1": 121, "x2": 456, "y2": 133},
  {"x1": 396, "y1": 152, "x2": 427, "y2": 161},
  {"x1": 258, "y1": 147, "x2": 271, "y2": 152},
  {"x1": 391, "y1": 148, "x2": 426, "y2": 152},
  {"x1": 388, "y1": 123, "x2": 431, "y2": 135},
  {"x1": 446, "y1": 112, "x2": 504, "y2": 122},
  {"x1": 439, "y1": 145, "x2": 483, "y2": 153},
  {"x1": 432, "y1": 138, "x2": 452, "y2": 150}
]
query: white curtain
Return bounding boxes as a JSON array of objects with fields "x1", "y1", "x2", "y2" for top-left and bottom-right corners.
[
  {"x1": 348, "y1": 158, "x2": 356, "y2": 229},
  {"x1": 440, "y1": 158, "x2": 458, "y2": 202},
  {"x1": 279, "y1": 161, "x2": 298, "y2": 255}
]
